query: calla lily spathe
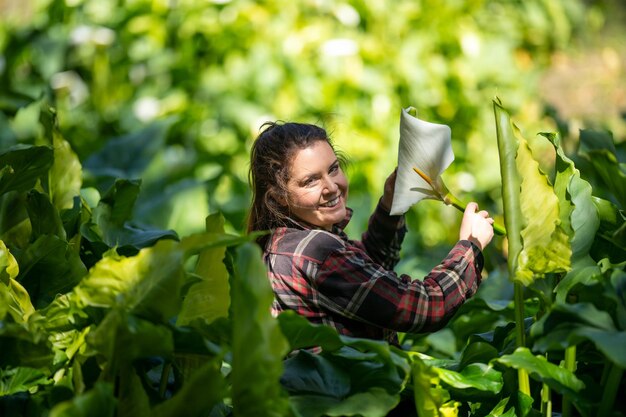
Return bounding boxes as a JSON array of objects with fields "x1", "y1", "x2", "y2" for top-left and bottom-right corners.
[{"x1": 390, "y1": 107, "x2": 454, "y2": 216}]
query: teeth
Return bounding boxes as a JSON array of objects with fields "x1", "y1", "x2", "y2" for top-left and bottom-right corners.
[{"x1": 321, "y1": 196, "x2": 340, "y2": 207}]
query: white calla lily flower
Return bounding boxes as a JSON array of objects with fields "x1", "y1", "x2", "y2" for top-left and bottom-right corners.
[
  {"x1": 390, "y1": 107, "x2": 455, "y2": 215},
  {"x1": 390, "y1": 107, "x2": 506, "y2": 236}
]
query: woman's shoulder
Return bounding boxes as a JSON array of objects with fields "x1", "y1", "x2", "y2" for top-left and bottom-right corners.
[{"x1": 267, "y1": 227, "x2": 345, "y2": 261}]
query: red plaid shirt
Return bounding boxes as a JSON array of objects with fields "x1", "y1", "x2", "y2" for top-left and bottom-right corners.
[{"x1": 265, "y1": 201, "x2": 484, "y2": 344}]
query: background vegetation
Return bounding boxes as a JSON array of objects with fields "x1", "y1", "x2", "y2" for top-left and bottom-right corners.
[{"x1": 1, "y1": 0, "x2": 624, "y2": 416}]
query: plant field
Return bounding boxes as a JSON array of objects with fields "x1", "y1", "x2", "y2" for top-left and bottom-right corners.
[{"x1": 1, "y1": 1, "x2": 625, "y2": 416}]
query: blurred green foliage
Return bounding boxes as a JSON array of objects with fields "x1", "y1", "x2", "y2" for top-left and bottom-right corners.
[{"x1": 0, "y1": 0, "x2": 610, "y2": 254}]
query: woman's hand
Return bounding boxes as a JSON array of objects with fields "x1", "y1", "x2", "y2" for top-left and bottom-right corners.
[
  {"x1": 380, "y1": 168, "x2": 397, "y2": 212},
  {"x1": 459, "y1": 202, "x2": 494, "y2": 251}
]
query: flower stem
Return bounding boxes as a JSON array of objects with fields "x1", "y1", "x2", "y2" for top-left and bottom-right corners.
[
  {"x1": 444, "y1": 192, "x2": 507, "y2": 236},
  {"x1": 412, "y1": 167, "x2": 507, "y2": 235}
]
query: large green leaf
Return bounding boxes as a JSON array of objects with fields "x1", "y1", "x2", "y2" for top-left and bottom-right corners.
[
  {"x1": 177, "y1": 213, "x2": 230, "y2": 326},
  {"x1": 0, "y1": 145, "x2": 53, "y2": 197},
  {"x1": 230, "y1": 242, "x2": 290, "y2": 417},
  {"x1": 282, "y1": 347, "x2": 403, "y2": 417},
  {"x1": 515, "y1": 131, "x2": 571, "y2": 284},
  {"x1": 531, "y1": 302, "x2": 626, "y2": 368},
  {"x1": 277, "y1": 310, "x2": 344, "y2": 352},
  {"x1": 494, "y1": 347, "x2": 585, "y2": 396},
  {"x1": 75, "y1": 239, "x2": 184, "y2": 323},
  {"x1": 437, "y1": 363, "x2": 503, "y2": 397}
]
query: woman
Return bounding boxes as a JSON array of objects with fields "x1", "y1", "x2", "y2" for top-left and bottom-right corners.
[{"x1": 248, "y1": 121, "x2": 494, "y2": 344}]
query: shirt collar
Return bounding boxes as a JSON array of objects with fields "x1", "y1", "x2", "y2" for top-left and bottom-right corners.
[{"x1": 285, "y1": 207, "x2": 353, "y2": 233}]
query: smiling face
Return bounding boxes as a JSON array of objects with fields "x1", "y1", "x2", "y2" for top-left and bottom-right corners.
[{"x1": 286, "y1": 140, "x2": 348, "y2": 230}]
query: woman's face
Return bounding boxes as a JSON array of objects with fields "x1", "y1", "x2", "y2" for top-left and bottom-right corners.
[{"x1": 286, "y1": 140, "x2": 348, "y2": 230}]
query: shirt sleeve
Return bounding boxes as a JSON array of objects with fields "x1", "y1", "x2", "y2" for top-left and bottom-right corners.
[
  {"x1": 313, "y1": 239, "x2": 484, "y2": 334},
  {"x1": 356, "y1": 198, "x2": 407, "y2": 270}
]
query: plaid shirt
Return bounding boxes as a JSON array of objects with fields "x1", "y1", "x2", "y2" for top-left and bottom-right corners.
[{"x1": 265, "y1": 201, "x2": 484, "y2": 344}]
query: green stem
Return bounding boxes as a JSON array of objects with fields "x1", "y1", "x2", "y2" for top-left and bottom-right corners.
[
  {"x1": 597, "y1": 363, "x2": 623, "y2": 417},
  {"x1": 541, "y1": 381, "x2": 551, "y2": 417},
  {"x1": 444, "y1": 193, "x2": 507, "y2": 236},
  {"x1": 514, "y1": 282, "x2": 530, "y2": 396},
  {"x1": 562, "y1": 346, "x2": 577, "y2": 417}
]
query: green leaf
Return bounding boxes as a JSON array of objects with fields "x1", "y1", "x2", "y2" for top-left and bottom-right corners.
[
  {"x1": 49, "y1": 382, "x2": 116, "y2": 417},
  {"x1": 151, "y1": 357, "x2": 227, "y2": 417},
  {"x1": 277, "y1": 310, "x2": 344, "y2": 352},
  {"x1": 177, "y1": 213, "x2": 230, "y2": 326},
  {"x1": 49, "y1": 130, "x2": 83, "y2": 211},
  {"x1": 26, "y1": 190, "x2": 67, "y2": 240},
  {"x1": 84, "y1": 118, "x2": 176, "y2": 184},
  {"x1": 0, "y1": 240, "x2": 34, "y2": 322},
  {"x1": 230, "y1": 242, "x2": 290, "y2": 417},
  {"x1": 493, "y1": 100, "x2": 523, "y2": 282},
  {"x1": 411, "y1": 354, "x2": 459, "y2": 417},
  {"x1": 542, "y1": 132, "x2": 599, "y2": 260},
  {"x1": 437, "y1": 363, "x2": 503, "y2": 400},
  {"x1": 531, "y1": 302, "x2": 626, "y2": 368},
  {"x1": 515, "y1": 130, "x2": 571, "y2": 284},
  {"x1": 282, "y1": 347, "x2": 404, "y2": 417},
  {"x1": 494, "y1": 347, "x2": 585, "y2": 396},
  {"x1": 88, "y1": 309, "x2": 174, "y2": 372},
  {"x1": 16, "y1": 234, "x2": 87, "y2": 308},
  {"x1": 75, "y1": 239, "x2": 185, "y2": 323},
  {"x1": 0, "y1": 320, "x2": 54, "y2": 369},
  {"x1": 0, "y1": 366, "x2": 49, "y2": 396},
  {"x1": 578, "y1": 129, "x2": 626, "y2": 210},
  {"x1": 81, "y1": 179, "x2": 179, "y2": 254},
  {"x1": 0, "y1": 145, "x2": 54, "y2": 197}
]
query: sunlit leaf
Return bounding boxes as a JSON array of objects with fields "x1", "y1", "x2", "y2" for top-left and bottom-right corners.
[
  {"x1": 495, "y1": 347, "x2": 585, "y2": 396},
  {"x1": 75, "y1": 239, "x2": 184, "y2": 322},
  {"x1": 411, "y1": 355, "x2": 459, "y2": 417},
  {"x1": 177, "y1": 213, "x2": 230, "y2": 326},
  {"x1": 0, "y1": 366, "x2": 49, "y2": 396},
  {"x1": 0, "y1": 240, "x2": 34, "y2": 322},
  {"x1": 515, "y1": 128, "x2": 571, "y2": 285},
  {"x1": 437, "y1": 363, "x2": 503, "y2": 397}
]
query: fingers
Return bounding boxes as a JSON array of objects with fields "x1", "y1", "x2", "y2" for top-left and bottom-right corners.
[{"x1": 465, "y1": 202, "x2": 478, "y2": 214}]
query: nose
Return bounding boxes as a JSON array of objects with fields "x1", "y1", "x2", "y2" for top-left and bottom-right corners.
[{"x1": 322, "y1": 176, "x2": 339, "y2": 194}]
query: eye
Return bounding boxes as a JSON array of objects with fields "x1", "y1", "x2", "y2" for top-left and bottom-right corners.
[
  {"x1": 302, "y1": 177, "x2": 318, "y2": 187},
  {"x1": 329, "y1": 163, "x2": 339, "y2": 175}
]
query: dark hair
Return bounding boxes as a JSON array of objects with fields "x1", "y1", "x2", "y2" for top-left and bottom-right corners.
[{"x1": 247, "y1": 121, "x2": 337, "y2": 243}]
